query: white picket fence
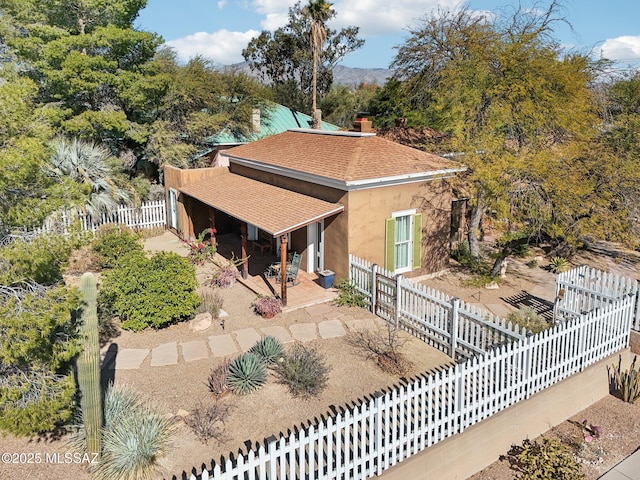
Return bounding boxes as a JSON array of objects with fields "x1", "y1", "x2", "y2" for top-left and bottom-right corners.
[
  {"x1": 349, "y1": 255, "x2": 526, "y2": 360},
  {"x1": 182, "y1": 259, "x2": 637, "y2": 480},
  {"x1": 555, "y1": 265, "x2": 640, "y2": 330},
  {"x1": 31, "y1": 200, "x2": 166, "y2": 234}
]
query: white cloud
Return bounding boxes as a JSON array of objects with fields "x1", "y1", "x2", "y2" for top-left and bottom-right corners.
[
  {"x1": 249, "y1": 0, "x2": 463, "y2": 36},
  {"x1": 332, "y1": 0, "x2": 462, "y2": 36},
  {"x1": 599, "y1": 36, "x2": 640, "y2": 62},
  {"x1": 165, "y1": 29, "x2": 260, "y2": 65},
  {"x1": 217, "y1": 0, "x2": 227, "y2": 8}
]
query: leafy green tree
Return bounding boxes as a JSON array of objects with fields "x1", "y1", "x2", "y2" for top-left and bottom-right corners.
[
  {"x1": 391, "y1": 3, "x2": 602, "y2": 264},
  {"x1": 147, "y1": 54, "x2": 271, "y2": 171},
  {"x1": 320, "y1": 83, "x2": 377, "y2": 128},
  {"x1": 243, "y1": 1, "x2": 364, "y2": 113},
  {"x1": 0, "y1": 71, "x2": 75, "y2": 230},
  {"x1": 0, "y1": 0, "x2": 168, "y2": 169}
]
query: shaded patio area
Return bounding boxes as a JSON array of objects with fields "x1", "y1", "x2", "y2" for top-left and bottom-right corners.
[{"x1": 215, "y1": 233, "x2": 338, "y2": 311}]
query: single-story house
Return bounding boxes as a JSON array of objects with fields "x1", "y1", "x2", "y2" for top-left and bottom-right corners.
[{"x1": 165, "y1": 115, "x2": 466, "y2": 303}]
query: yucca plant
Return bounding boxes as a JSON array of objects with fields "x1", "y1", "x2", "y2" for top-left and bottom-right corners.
[
  {"x1": 610, "y1": 355, "x2": 640, "y2": 404},
  {"x1": 68, "y1": 383, "x2": 175, "y2": 480},
  {"x1": 549, "y1": 256, "x2": 570, "y2": 273},
  {"x1": 250, "y1": 336, "x2": 284, "y2": 364},
  {"x1": 227, "y1": 353, "x2": 267, "y2": 395}
]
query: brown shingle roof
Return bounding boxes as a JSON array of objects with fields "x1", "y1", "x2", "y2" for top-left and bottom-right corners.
[
  {"x1": 224, "y1": 129, "x2": 464, "y2": 183},
  {"x1": 179, "y1": 171, "x2": 343, "y2": 236}
]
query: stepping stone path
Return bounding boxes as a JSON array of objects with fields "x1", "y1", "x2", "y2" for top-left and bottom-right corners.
[{"x1": 110, "y1": 304, "x2": 377, "y2": 370}]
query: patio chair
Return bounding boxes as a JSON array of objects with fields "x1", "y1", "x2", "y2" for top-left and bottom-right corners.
[{"x1": 266, "y1": 252, "x2": 302, "y2": 287}]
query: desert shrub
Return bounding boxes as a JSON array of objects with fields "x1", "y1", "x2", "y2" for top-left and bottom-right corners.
[
  {"x1": 250, "y1": 336, "x2": 284, "y2": 364},
  {"x1": 334, "y1": 279, "x2": 367, "y2": 307},
  {"x1": 511, "y1": 437, "x2": 584, "y2": 480},
  {"x1": 183, "y1": 401, "x2": 233, "y2": 444},
  {"x1": 207, "y1": 359, "x2": 230, "y2": 397},
  {"x1": 609, "y1": 355, "x2": 640, "y2": 404},
  {"x1": 0, "y1": 284, "x2": 80, "y2": 435},
  {"x1": 91, "y1": 224, "x2": 143, "y2": 269},
  {"x1": 512, "y1": 243, "x2": 531, "y2": 257},
  {"x1": 252, "y1": 295, "x2": 282, "y2": 317},
  {"x1": 0, "y1": 365, "x2": 76, "y2": 436},
  {"x1": 68, "y1": 383, "x2": 175, "y2": 480},
  {"x1": 346, "y1": 324, "x2": 412, "y2": 375},
  {"x1": 227, "y1": 353, "x2": 267, "y2": 395},
  {"x1": 507, "y1": 306, "x2": 549, "y2": 334},
  {"x1": 213, "y1": 264, "x2": 240, "y2": 288},
  {"x1": 526, "y1": 258, "x2": 538, "y2": 268},
  {"x1": 0, "y1": 232, "x2": 81, "y2": 285},
  {"x1": 272, "y1": 343, "x2": 331, "y2": 397},
  {"x1": 99, "y1": 250, "x2": 200, "y2": 331},
  {"x1": 195, "y1": 290, "x2": 224, "y2": 319}
]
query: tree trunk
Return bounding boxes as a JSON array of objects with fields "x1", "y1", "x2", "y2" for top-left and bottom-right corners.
[
  {"x1": 489, "y1": 236, "x2": 530, "y2": 278},
  {"x1": 311, "y1": 48, "x2": 318, "y2": 128},
  {"x1": 467, "y1": 190, "x2": 486, "y2": 259}
]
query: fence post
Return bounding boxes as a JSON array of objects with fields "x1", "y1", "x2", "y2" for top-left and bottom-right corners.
[
  {"x1": 266, "y1": 435, "x2": 277, "y2": 479},
  {"x1": 395, "y1": 274, "x2": 402, "y2": 327},
  {"x1": 371, "y1": 264, "x2": 378, "y2": 315},
  {"x1": 450, "y1": 298, "x2": 459, "y2": 359},
  {"x1": 373, "y1": 390, "x2": 384, "y2": 476},
  {"x1": 635, "y1": 290, "x2": 640, "y2": 331}
]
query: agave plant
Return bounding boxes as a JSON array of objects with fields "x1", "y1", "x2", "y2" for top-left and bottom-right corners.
[
  {"x1": 207, "y1": 359, "x2": 230, "y2": 397},
  {"x1": 227, "y1": 353, "x2": 267, "y2": 395},
  {"x1": 250, "y1": 336, "x2": 284, "y2": 364},
  {"x1": 549, "y1": 256, "x2": 570, "y2": 273}
]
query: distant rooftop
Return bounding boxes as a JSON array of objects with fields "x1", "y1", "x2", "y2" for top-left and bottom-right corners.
[{"x1": 206, "y1": 102, "x2": 340, "y2": 146}]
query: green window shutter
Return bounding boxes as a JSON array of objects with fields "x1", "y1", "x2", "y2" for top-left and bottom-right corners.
[
  {"x1": 412, "y1": 213, "x2": 422, "y2": 269},
  {"x1": 385, "y1": 217, "x2": 395, "y2": 271}
]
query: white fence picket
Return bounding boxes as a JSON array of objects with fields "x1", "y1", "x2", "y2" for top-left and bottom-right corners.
[{"x1": 28, "y1": 200, "x2": 167, "y2": 235}]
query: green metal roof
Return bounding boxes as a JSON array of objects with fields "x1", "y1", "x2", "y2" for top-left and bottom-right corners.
[{"x1": 206, "y1": 102, "x2": 340, "y2": 145}]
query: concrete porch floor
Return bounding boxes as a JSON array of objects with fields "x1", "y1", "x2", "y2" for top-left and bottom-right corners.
[{"x1": 146, "y1": 231, "x2": 338, "y2": 311}]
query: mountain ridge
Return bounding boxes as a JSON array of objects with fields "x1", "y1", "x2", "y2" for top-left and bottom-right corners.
[{"x1": 225, "y1": 62, "x2": 394, "y2": 87}]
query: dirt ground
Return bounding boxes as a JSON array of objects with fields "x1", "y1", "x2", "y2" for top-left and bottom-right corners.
[{"x1": 1, "y1": 238, "x2": 638, "y2": 480}]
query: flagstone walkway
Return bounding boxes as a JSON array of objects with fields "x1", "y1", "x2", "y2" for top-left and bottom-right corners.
[{"x1": 104, "y1": 302, "x2": 376, "y2": 370}]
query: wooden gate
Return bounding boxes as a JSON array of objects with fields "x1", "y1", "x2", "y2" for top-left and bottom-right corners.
[{"x1": 375, "y1": 272, "x2": 397, "y2": 322}]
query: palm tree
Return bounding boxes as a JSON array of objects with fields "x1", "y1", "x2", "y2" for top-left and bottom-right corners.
[
  {"x1": 47, "y1": 137, "x2": 131, "y2": 218},
  {"x1": 306, "y1": 0, "x2": 333, "y2": 129}
]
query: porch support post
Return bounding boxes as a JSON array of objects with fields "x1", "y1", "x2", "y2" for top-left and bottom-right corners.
[
  {"x1": 208, "y1": 207, "x2": 216, "y2": 247},
  {"x1": 185, "y1": 196, "x2": 195, "y2": 240},
  {"x1": 240, "y1": 222, "x2": 248, "y2": 279},
  {"x1": 280, "y1": 234, "x2": 288, "y2": 306}
]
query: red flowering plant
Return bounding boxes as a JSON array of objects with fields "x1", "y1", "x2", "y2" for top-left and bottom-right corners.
[
  {"x1": 252, "y1": 295, "x2": 282, "y2": 318},
  {"x1": 184, "y1": 228, "x2": 217, "y2": 264}
]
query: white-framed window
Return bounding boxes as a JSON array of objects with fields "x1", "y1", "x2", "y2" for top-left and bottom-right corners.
[{"x1": 385, "y1": 209, "x2": 422, "y2": 274}]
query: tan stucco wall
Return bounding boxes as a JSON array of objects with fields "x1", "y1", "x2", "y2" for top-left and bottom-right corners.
[
  {"x1": 229, "y1": 162, "x2": 351, "y2": 279},
  {"x1": 347, "y1": 179, "x2": 453, "y2": 277},
  {"x1": 381, "y1": 349, "x2": 632, "y2": 480},
  {"x1": 164, "y1": 165, "x2": 228, "y2": 239}
]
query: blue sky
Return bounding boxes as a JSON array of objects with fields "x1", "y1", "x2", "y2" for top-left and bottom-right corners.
[{"x1": 135, "y1": 0, "x2": 640, "y2": 70}]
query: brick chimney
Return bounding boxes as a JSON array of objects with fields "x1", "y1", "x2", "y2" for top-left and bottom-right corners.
[
  {"x1": 252, "y1": 108, "x2": 261, "y2": 133},
  {"x1": 352, "y1": 111, "x2": 373, "y2": 133}
]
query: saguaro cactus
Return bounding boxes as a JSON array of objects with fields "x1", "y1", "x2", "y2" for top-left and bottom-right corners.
[{"x1": 77, "y1": 272, "x2": 102, "y2": 458}]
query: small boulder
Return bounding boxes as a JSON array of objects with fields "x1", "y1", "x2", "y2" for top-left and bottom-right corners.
[
  {"x1": 485, "y1": 282, "x2": 500, "y2": 290},
  {"x1": 189, "y1": 312, "x2": 212, "y2": 332}
]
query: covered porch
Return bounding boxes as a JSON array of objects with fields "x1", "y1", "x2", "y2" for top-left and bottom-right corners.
[{"x1": 178, "y1": 172, "x2": 344, "y2": 306}]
